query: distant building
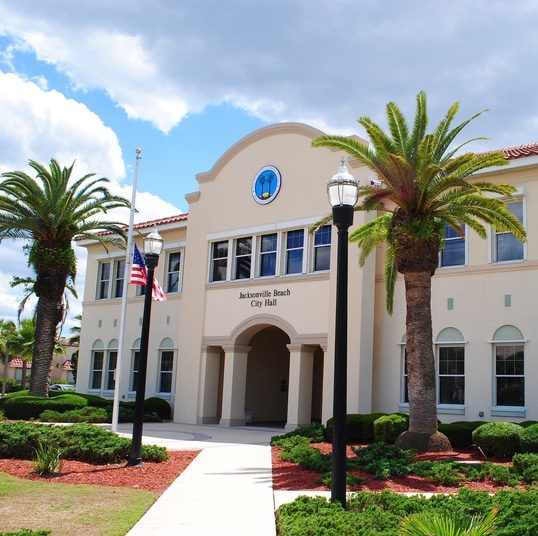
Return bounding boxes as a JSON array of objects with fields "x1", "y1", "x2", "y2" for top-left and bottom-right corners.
[{"x1": 76, "y1": 123, "x2": 538, "y2": 427}]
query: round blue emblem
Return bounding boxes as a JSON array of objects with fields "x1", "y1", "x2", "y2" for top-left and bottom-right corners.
[{"x1": 252, "y1": 166, "x2": 281, "y2": 205}]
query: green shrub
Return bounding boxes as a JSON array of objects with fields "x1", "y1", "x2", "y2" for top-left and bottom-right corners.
[
  {"x1": 520, "y1": 423, "x2": 538, "y2": 453},
  {"x1": 354, "y1": 442, "x2": 415, "y2": 480},
  {"x1": 69, "y1": 393, "x2": 111, "y2": 407},
  {"x1": 0, "y1": 421, "x2": 166, "y2": 464},
  {"x1": 3, "y1": 394, "x2": 88, "y2": 420},
  {"x1": 472, "y1": 421, "x2": 522, "y2": 459},
  {"x1": 520, "y1": 420, "x2": 538, "y2": 428},
  {"x1": 0, "y1": 389, "x2": 29, "y2": 408},
  {"x1": 279, "y1": 438, "x2": 332, "y2": 473},
  {"x1": 40, "y1": 406, "x2": 108, "y2": 423},
  {"x1": 143, "y1": 397, "x2": 172, "y2": 419},
  {"x1": 326, "y1": 413, "x2": 386, "y2": 443},
  {"x1": 438, "y1": 421, "x2": 485, "y2": 450},
  {"x1": 373, "y1": 413, "x2": 408, "y2": 444},
  {"x1": 0, "y1": 377, "x2": 24, "y2": 394},
  {"x1": 0, "y1": 530, "x2": 51, "y2": 536},
  {"x1": 513, "y1": 452, "x2": 538, "y2": 474},
  {"x1": 141, "y1": 444, "x2": 169, "y2": 462},
  {"x1": 271, "y1": 422, "x2": 326, "y2": 445}
]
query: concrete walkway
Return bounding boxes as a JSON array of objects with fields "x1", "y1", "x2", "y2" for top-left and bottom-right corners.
[{"x1": 118, "y1": 423, "x2": 281, "y2": 535}]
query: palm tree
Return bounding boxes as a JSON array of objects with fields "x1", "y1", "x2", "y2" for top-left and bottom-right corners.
[
  {"x1": 313, "y1": 92, "x2": 526, "y2": 451},
  {"x1": 0, "y1": 159, "x2": 129, "y2": 396}
]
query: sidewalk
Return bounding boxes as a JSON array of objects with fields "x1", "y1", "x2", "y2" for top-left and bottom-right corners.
[{"x1": 118, "y1": 423, "x2": 280, "y2": 536}]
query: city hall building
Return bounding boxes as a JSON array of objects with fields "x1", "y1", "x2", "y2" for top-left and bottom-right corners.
[{"x1": 76, "y1": 123, "x2": 538, "y2": 428}]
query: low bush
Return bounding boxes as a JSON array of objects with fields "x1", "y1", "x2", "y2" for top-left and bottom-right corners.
[
  {"x1": 277, "y1": 488, "x2": 538, "y2": 535},
  {"x1": 520, "y1": 420, "x2": 538, "y2": 428},
  {"x1": 513, "y1": 452, "x2": 538, "y2": 474},
  {"x1": 3, "y1": 394, "x2": 88, "y2": 420},
  {"x1": 0, "y1": 389, "x2": 29, "y2": 408},
  {"x1": 32, "y1": 440, "x2": 62, "y2": 475},
  {"x1": 0, "y1": 530, "x2": 51, "y2": 536},
  {"x1": 40, "y1": 406, "x2": 108, "y2": 423},
  {"x1": 353, "y1": 442, "x2": 415, "y2": 480},
  {"x1": 411, "y1": 460, "x2": 462, "y2": 486},
  {"x1": 373, "y1": 413, "x2": 408, "y2": 444},
  {"x1": 326, "y1": 413, "x2": 386, "y2": 443},
  {"x1": 143, "y1": 397, "x2": 172, "y2": 420},
  {"x1": 65, "y1": 393, "x2": 111, "y2": 407},
  {"x1": 438, "y1": 421, "x2": 484, "y2": 450},
  {"x1": 520, "y1": 423, "x2": 538, "y2": 453},
  {"x1": 472, "y1": 421, "x2": 522, "y2": 459},
  {"x1": 0, "y1": 421, "x2": 167, "y2": 464},
  {"x1": 271, "y1": 422, "x2": 325, "y2": 445}
]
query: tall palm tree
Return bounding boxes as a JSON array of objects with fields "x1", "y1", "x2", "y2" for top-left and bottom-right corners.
[
  {"x1": 313, "y1": 92, "x2": 526, "y2": 451},
  {"x1": 0, "y1": 159, "x2": 129, "y2": 396}
]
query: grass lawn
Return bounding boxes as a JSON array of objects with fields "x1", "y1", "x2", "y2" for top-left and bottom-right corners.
[{"x1": 0, "y1": 472, "x2": 155, "y2": 535}]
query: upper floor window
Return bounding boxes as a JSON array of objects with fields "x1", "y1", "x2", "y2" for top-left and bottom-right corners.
[
  {"x1": 97, "y1": 262, "x2": 111, "y2": 299},
  {"x1": 210, "y1": 241, "x2": 228, "y2": 282},
  {"x1": 440, "y1": 224, "x2": 465, "y2": 267},
  {"x1": 285, "y1": 229, "x2": 304, "y2": 275},
  {"x1": 233, "y1": 237, "x2": 252, "y2": 280},
  {"x1": 259, "y1": 233, "x2": 277, "y2": 277},
  {"x1": 113, "y1": 260, "x2": 125, "y2": 298},
  {"x1": 166, "y1": 251, "x2": 182, "y2": 293},
  {"x1": 494, "y1": 199, "x2": 524, "y2": 262},
  {"x1": 313, "y1": 225, "x2": 331, "y2": 271}
]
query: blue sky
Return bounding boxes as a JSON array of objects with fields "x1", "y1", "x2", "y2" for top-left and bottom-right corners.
[{"x1": 0, "y1": 0, "x2": 537, "y2": 325}]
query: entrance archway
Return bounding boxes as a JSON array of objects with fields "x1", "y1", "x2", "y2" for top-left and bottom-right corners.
[{"x1": 244, "y1": 326, "x2": 290, "y2": 426}]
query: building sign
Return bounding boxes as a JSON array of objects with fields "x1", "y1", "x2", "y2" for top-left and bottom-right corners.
[
  {"x1": 239, "y1": 288, "x2": 291, "y2": 308},
  {"x1": 252, "y1": 165, "x2": 281, "y2": 205}
]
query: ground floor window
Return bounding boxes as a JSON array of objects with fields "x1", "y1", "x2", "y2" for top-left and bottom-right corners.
[
  {"x1": 159, "y1": 351, "x2": 174, "y2": 393},
  {"x1": 495, "y1": 344, "x2": 524, "y2": 406},
  {"x1": 90, "y1": 350, "x2": 104, "y2": 390},
  {"x1": 438, "y1": 346, "x2": 465, "y2": 404}
]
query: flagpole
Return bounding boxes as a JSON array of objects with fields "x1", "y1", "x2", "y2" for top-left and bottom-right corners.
[{"x1": 112, "y1": 148, "x2": 142, "y2": 432}]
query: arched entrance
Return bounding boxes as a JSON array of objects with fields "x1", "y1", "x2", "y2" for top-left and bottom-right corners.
[{"x1": 244, "y1": 326, "x2": 290, "y2": 426}]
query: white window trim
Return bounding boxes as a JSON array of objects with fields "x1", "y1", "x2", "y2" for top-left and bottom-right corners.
[
  {"x1": 89, "y1": 349, "x2": 105, "y2": 391},
  {"x1": 96, "y1": 258, "x2": 126, "y2": 300},
  {"x1": 283, "y1": 228, "x2": 307, "y2": 276},
  {"x1": 256, "y1": 232, "x2": 280, "y2": 278},
  {"x1": 491, "y1": 340, "x2": 526, "y2": 410},
  {"x1": 436, "y1": 343, "x2": 465, "y2": 406},
  {"x1": 156, "y1": 347, "x2": 177, "y2": 396},
  {"x1": 232, "y1": 236, "x2": 254, "y2": 280},
  {"x1": 165, "y1": 249, "x2": 184, "y2": 293},
  {"x1": 311, "y1": 225, "x2": 332, "y2": 273}
]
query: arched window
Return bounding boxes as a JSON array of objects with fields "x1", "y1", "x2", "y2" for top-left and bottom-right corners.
[
  {"x1": 158, "y1": 338, "x2": 175, "y2": 394},
  {"x1": 105, "y1": 339, "x2": 118, "y2": 391},
  {"x1": 435, "y1": 328, "x2": 465, "y2": 406},
  {"x1": 492, "y1": 325, "x2": 525, "y2": 408},
  {"x1": 90, "y1": 340, "x2": 104, "y2": 390}
]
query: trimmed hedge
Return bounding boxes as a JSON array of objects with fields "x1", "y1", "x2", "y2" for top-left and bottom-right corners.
[
  {"x1": 40, "y1": 406, "x2": 108, "y2": 423},
  {"x1": 472, "y1": 421, "x2": 523, "y2": 459},
  {"x1": 438, "y1": 421, "x2": 484, "y2": 450},
  {"x1": 144, "y1": 397, "x2": 172, "y2": 420},
  {"x1": 373, "y1": 413, "x2": 408, "y2": 444},
  {"x1": 325, "y1": 413, "x2": 386, "y2": 443},
  {"x1": 520, "y1": 423, "x2": 538, "y2": 453},
  {"x1": 0, "y1": 421, "x2": 168, "y2": 464},
  {"x1": 3, "y1": 394, "x2": 88, "y2": 420}
]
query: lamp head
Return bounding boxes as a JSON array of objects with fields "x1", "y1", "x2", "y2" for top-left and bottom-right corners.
[
  {"x1": 327, "y1": 158, "x2": 359, "y2": 208},
  {"x1": 144, "y1": 228, "x2": 163, "y2": 256}
]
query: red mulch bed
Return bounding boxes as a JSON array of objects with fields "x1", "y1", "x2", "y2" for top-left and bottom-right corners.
[
  {"x1": 272, "y1": 443, "x2": 516, "y2": 493},
  {"x1": 0, "y1": 450, "x2": 200, "y2": 495}
]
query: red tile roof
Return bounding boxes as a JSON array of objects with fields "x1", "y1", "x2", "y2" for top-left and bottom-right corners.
[
  {"x1": 9, "y1": 357, "x2": 29, "y2": 368},
  {"x1": 93, "y1": 213, "x2": 188, "y2": 237},
  {"x1": 500, "y1": 143, "x2": 538, "y2": 160}
]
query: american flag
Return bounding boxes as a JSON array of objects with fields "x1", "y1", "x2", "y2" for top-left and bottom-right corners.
[{"x1": 130, "y1": 244, "x2": 166, "y2": 301}]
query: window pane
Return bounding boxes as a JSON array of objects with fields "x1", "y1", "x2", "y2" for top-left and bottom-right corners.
[
  {"x1": 260, "y1": 252, "x2": 276, "y2": 276},
  {"x1": 211, "y1": 242, "x2": 228, "y2": 282},
  {"x1": 168, "y1": 272, "x2": 180, "y2": 293},
  {"x1": 161, "y1": 351, "x2": 174, "y2": 371},
  {"x1": 314, "y1": 226, "x2": 331, "y2": 246},
  {"x1": 439, "y1": 376, "x2": 465, "y2": 404},
  {"x1": 497, "y1": 377, "x2": 524, "y2": 406},
  {"x1": 236, "y1": 237, "x2": 252, "y2": 256},
  {"x1": 260, "y1": 234, "x2": 277, "y2": 253},
  {"x1": 159, "y1": 351, "x2": 174, "y2": 393},
  {"x1": 167, "y1": 252, "x2": 181, "y2": 293},
  {"x1": 98, "y1": 262, "x2": 110, "y2": 299},
  {"x1": 114, "y1": 260, "x2": 125, "y2": 298},
  {"x1": 496, "y1": 233, "x2": 524, "y2": 262},
  {"x1": 441, "y1": 238, "x2": 465, "y2": 266},
  {"x1": 131, "y1": 351, "x2": 140, "y2": 391},
  {"x1": 106, "y1": 351, "x2": 117, "y2": 390},
  {"x1": 91, "y1": 351, "x2": 104, "y2": 389},
  {"x1": 314, "y1": 246, "x2": 330, "y2": 271},
  {"x1": 287, "y1": 230, "x2": 304, "y2": 249},
  {"x1": 168, "y1": 252, "x2": 180, "y2": 272},
  {"x1": 287, "y1": 250, "x2": 303, "y2": 274},
  {"x1": 212, "y1": 259, "x2": 227, "y2": 281}
]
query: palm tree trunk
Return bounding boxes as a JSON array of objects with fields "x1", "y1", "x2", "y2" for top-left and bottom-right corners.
[
  {"x1": 29, "y1": 293, "x2": 61, "y2": 397},
  {"x1": 21, "y1": 360, "x2": 27, "y2": 389},
  {"x1": 396, "y1": 270, "x2": 451, "y2": 452}
]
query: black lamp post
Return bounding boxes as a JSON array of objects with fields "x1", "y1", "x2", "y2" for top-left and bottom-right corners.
[
  {"x1": 127, "y1": 229, "x2": 163, "y2": 466},
  {"x1": 328, "y1": 159, "x2": 359, "y2": 506}
]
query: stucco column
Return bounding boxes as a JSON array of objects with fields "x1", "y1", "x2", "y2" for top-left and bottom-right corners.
[
  {"x1": 219, "y1": 345, "x2": 251, "y2": 427},
  {"x1": 197, "y1": 346, "x2": 222, "y2": 425},
  {"x1": 285, "y1": 344, "x2": 314, "y2": 431}
]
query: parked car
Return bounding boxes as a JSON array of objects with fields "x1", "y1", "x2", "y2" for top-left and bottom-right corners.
[{"x1": 49, "y1": 383, "x2": 76, "y2": 391}]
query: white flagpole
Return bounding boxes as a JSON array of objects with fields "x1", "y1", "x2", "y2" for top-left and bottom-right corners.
[{"x1": 112, "y1": 148, "x2": 142, "y2": 432}]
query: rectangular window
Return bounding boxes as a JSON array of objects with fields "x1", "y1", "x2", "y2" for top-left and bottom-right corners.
[
  {"x1": 90, "y1": 351, "x2": 104, "y2": 389},
  {"x1": 130, "y1": 351, "x2": 140, "y2": 392},
  {"x1": 210, "y1": 241, "x2": 228, "y2": 282},
  {"x1": 259, "y1": 233, "x2": 277, "y2": 277},
  {"x1": 97, "y1": 262, "x2": 111, "y2": 299},
  {"x1": 495, "y1": 344, "x2": 524, "y2": 406},
  {"x1": 233, "y1": 237, "x2": 252, "y2": 280},
  {"x1": 159, "y1": 350, "x2": 174, "y2": 393},
  {"x1": 285, "y1": 229, "x2": 304, "y2": 274},
  {"x1": 106, "y1": 351, "x2": 117, "y2": 390},
  {"x1": 438, "y1": 346, "x2": 465, "y2": 404},
  {"x1": 313, "y1": 225, "x2": 331, "y2": 271},
  {"x1": 440, "y1": 224, "x2": 465, "y2": 267},
  {"x1": 113, "y1": 260, "x2": 125, "y2": 298},
  {"x1": 167, "y1": 251, "x2": 181, "y2": 293},
  {"x1": 495, "y1": 199, "x2": 524, "y2": 262}
]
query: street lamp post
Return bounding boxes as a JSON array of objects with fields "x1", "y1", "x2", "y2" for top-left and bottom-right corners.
[
  {"x1": 127, "y1": 229, "x2": 163, "y2": 467},
  {"x1": 328, "y1": 159, "x2": 359, "y2": 506}
]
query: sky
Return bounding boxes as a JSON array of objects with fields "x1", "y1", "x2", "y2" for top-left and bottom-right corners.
[{"x1": 0, "y1": 0, "x2": 537, "y2": 328}]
